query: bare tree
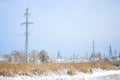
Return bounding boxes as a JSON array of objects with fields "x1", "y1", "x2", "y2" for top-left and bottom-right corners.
[
  {"x1": 29, "y1": 50, "x2": 38, "y2": 62},
  {"x1": 9, "y1": 50, "x2": 25, "y2": 63},
  {"x1": 37, "y1": 50, "x2": 52, "y2": 63},
  {"x1": 97, "y1": 53, "x2": 103, "y2": 60}
]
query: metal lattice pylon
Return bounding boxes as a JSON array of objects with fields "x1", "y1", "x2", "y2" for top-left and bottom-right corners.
[
  {"x1": 21, "y1": 8, "x2": 33, "y2": 62},
  {"x1": 109, "y1": 45, "x2": 113, "y2": 58}
]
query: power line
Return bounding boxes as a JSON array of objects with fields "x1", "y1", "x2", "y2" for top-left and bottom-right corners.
[{"x1": 21, "y1": 8, "x2": 33, "y2": 62}]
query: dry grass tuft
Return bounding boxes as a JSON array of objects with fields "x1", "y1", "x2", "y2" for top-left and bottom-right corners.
[{"x1": 72, "y1": 63, "x2": 92, "y2": 73}]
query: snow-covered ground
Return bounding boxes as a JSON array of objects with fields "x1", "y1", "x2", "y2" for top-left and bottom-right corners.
[{"x1": 0, "y1": 69, "x2": 120, "y2": 80}]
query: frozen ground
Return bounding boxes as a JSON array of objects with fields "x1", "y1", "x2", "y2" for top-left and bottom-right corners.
[{"x1": 0, "y1": 69, "x2": 120, "y2": 80}]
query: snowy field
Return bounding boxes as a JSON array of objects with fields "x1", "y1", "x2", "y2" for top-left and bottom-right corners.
[{"x1": 0, "y1": 69, "x2": 120, "y2": 80}]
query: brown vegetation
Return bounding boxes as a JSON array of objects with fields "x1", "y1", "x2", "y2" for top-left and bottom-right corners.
[{"x1": 0, "y1": 61, "x2": 119, "y2": 76}]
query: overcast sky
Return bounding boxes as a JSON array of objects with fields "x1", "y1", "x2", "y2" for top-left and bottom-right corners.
[{"x1": 0, "y1": 0, "x2": 120, "y2": 57}]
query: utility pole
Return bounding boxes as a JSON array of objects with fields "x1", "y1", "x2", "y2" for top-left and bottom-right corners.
[{"x1": 21, "y1": 8, "x2": 33, "y2": 62}]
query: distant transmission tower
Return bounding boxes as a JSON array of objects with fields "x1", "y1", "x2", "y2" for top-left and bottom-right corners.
[
  {"x1": 92, "y1": 40, "x2": 95, "y2": 55},
  {"x1": 57, "y1": 51, "x2": 61, "y2": 59},
  {"x1": 119, "y1": 52, "x2": 120, "y2": 58},
  {"x1": 114, "y1": 49, "x2": 117, "y2": 58},
  {"x1": 109, "y1": 45, "x2": 113, "y2": 58},
  {"x1": 91, "y1": 40, "x2": 95, "y2": 58},
  {"x1": 21, "y1": 8, "x2": 33, "y2": 62}
]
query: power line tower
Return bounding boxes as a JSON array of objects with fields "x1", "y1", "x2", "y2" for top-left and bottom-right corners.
[
  {"x1": 114, "y1": 49, "x2": 117, "y2": 58},
  {"x1": 109, "y1": 45, "x2": 113, "y2": 58},
  {"x1": 92, "y1": 40, "x2": 95, "y2": 56},
  {"x1": 57, "y1": 51, "x2": 61, "y2": 59},
  {"x1": 21, "y1": 8, "x2": 33, "y2": 62},
  {"x1": 119, "y1": 52, "x2": 120, "y2": 58},
  {"x1": 91, "y1": 40, "x2": 96, "y2": 58}
]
